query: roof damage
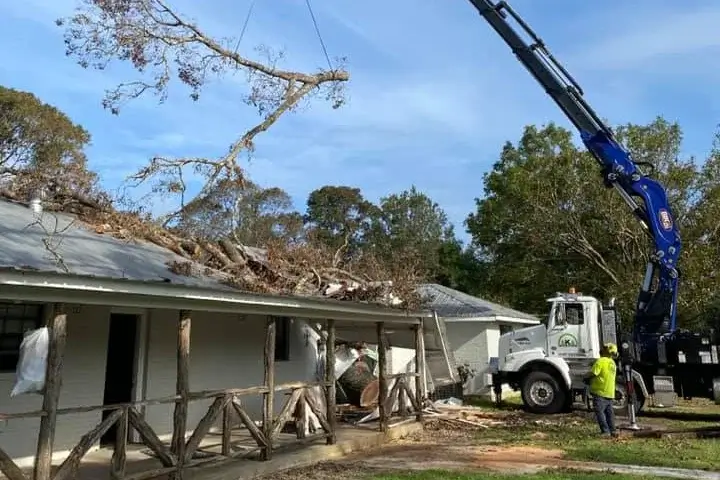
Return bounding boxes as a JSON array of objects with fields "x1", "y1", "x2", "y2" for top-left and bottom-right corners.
[{"x1": 0, "y1": 195, "x2": 409, "y2": 308}]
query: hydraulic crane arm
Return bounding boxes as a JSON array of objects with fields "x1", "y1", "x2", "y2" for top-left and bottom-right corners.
[{"x1": 468, "y1": 0, "x2": 682, "y2": 340}]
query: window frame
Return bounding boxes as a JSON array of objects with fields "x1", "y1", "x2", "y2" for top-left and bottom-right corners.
[
  {"x1": 0, "y1": 302, "x2": 45, "y2": 373},
  {"x1": 565, "y1": 303, "x2": 585, "y2": 326}
]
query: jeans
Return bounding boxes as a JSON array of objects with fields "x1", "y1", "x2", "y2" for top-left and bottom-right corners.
[{"x1": 592, "y1": 395, "x2": 615, "y2": 434}]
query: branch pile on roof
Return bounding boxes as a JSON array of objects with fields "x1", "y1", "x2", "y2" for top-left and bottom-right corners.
[{"x1": 0, "y1": 189, "x2": 423, "y2": 309}]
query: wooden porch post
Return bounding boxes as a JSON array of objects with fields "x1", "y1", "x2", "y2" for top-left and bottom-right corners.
[
  {"x1": 170, "y1": 310, "x2": 191, "y2": 480},
  {"x1": 376, "y1": 322, "x2": 388, "y2": 432},
  {"x1": 34, "y1": 303, "x2": 67, "y2": 480},
  {"x1": 324, "y1": 319, "x2": 337, "y2": 445},
  {"x1": 414, "y1": 319, "x2": 425, "y2": 423},
  {"x1": 262, "y1": 317, "x2": 276, "y2": 461}
]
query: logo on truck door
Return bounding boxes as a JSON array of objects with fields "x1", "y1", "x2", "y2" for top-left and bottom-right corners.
[{"x1": 558, "y1": 333, "x2": 578, "y2": 347}]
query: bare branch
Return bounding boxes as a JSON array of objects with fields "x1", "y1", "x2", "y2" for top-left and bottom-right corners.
[
  {"x1": 59, "y1": 0, "x2": 349, "y2": 218},
  {"x1": 23, "y1": 212, "x2": 76, "y2": 273}
]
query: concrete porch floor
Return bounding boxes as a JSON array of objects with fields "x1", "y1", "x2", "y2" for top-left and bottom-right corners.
[{"x1": 71, "y1": 420, "x2": 422, "y2": 480}]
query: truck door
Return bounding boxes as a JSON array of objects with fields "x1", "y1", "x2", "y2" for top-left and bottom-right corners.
[{"x1": 547, "y1": 302, "x2": 586, "y2": 359}]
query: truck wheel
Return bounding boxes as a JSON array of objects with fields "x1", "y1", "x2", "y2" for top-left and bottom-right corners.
[
  {"x1": 613, "y1": 382, "x2": 645, "y2": 415},
  {"x1": 521, "y1": 371, "x2": 566, "y2": 414}
]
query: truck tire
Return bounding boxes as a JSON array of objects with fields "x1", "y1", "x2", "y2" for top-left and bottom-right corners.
[{"x1": 521, "y1": 370, "x2": 567, "y2": 414}]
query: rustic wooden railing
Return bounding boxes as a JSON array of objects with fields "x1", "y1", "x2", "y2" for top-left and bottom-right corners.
[
  {"x1": 0, "y1": 312, "x2": 427, "y2": 480},
  {"x1": 381, "y1": 373, "x2": 423, "y2": 427},
  {"x1": 0, "y1": 381, "x2": 333, "y2": 480}
]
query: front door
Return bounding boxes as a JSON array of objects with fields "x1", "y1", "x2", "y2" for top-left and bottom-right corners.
[{"x1": 100, "y1": 314, "x2": 139, "y2": 446}]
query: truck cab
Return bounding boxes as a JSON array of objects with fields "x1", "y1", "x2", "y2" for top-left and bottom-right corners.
[{"x1": 491, "y1": 289, "x2": 644, "y2": 414}]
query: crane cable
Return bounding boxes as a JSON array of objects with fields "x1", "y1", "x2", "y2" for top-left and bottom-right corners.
[
  {"x1": 232, "y1": 0, "x2": 335, "y2": 72},
  {"x1": 304, "y1": 0, "x2": 334, "y2": 71},
  {"x1": 233, "y1": 0, "x2": 259, "y2": 54}
]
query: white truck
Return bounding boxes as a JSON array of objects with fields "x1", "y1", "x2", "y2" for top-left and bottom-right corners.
[{"x1": 490, "y1": 289, "x2": 652, "y2": 415}]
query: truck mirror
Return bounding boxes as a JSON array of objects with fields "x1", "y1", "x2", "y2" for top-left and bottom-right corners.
[{"x1": 555, "y1": 306, "x2": 566, "y2": 326}]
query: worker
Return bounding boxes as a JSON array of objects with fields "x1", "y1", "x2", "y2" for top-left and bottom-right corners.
[{"x1": 584, "y1": 343, "x2": 619, "y2": 437}]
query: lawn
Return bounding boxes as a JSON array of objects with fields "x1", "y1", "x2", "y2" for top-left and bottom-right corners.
[
  {"x1": 458, "y1": 393, "x2": 720, "y2": 471},
  {"x1": 479, "y1": 413, "x2": 720, "y2": 471},
  {"x1": 369, "y1": 469, "x2": 657, "y2": 480}
]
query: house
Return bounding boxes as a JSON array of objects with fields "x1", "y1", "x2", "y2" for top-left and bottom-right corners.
[
  {"x1": 415, "y1": 284, "x2": 540, "y2": 397},
  {"x1": 0, "y1": 197, "x2": 449, "y2": 479}
]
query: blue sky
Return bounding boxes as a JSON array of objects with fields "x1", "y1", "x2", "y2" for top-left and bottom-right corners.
[{"x1": 1, "y1": 0, "x2": 720, "y2": 242}]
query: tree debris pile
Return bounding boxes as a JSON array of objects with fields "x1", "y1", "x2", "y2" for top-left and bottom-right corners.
[
  {"x1": 424, "y1": 405, "x2": 526, "y2": 430},
  {"x1": 422, "y1": 404, "x2": 585, "y2": 435},
  {"x1": 0, "y1": 188, "x2": 423, "y2": 308}
]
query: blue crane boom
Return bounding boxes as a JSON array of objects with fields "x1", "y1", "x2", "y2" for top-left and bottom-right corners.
[{"x1": 467, "y1": 0, "x2": 682, "y2": 342}]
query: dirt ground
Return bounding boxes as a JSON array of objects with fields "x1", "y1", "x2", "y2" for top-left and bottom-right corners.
[
  {"x1": 260, "y1": 403, "x2": 720, "y2": 480},
  {"x1": 263, "y1": 417, "x2": 574, "y2": 480}
]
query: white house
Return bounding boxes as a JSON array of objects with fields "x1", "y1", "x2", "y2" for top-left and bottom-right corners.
[
  {"x1": 0, "y1": 198, "x2": 450, "y2": 478},
  {"x1": 415, "y1": 284, "x2": 540, "y2": 397}
]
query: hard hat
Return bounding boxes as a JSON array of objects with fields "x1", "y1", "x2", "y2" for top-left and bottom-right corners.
[{"x1": 604, "y1": 343, "x2": 618, "y2": 355}]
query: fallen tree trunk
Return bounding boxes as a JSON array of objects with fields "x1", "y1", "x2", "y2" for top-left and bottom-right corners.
[{"x1": 337, "y1": 359, "x2": 378, "y2": 407}]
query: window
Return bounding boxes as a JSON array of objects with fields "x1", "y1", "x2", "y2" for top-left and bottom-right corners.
[
  {"x1": 499, "y1": 324, "x2": 514, "y2": 335},
  {"x1": 274, "y1": 317, "x2": 290, "y2": 361},
  {"x1": 0, "y1": 303, "x2": 44, "y2": 372},
  {"x1": 565, "y1": 303, "x2": 585, "y2": 325}
]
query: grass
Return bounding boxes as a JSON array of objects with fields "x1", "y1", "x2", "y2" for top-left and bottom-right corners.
[
  {"x1": 481, "y1": 413, "x2": 720, "y2": 471},
  {"x1": 368, "y1": 469, "x2": 658, "y2": 480}
]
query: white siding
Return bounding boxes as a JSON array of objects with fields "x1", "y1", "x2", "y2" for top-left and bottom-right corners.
[
  {"x1": 0, "y1": 304, "x2": 111, "y2": 467},
  {"x1": 141, "y1": 311, "x2": 318, "y2": 439},
  {"x1": 445, "y1": 322, "x2": 491, "y2": 395},
  {"x1": 0, "y1": 304, "x2": 319, "y2": 466}
]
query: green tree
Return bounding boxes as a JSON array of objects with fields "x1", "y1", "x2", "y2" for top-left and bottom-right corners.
[
  {"x1": 0, "y1": 85, "x2": 99, "y2": 203},
  {"x1": 304, "y1": 186, "x2": 377, "y2": 258},
  {"x1": 367, "y1": 185, "x2": 459, "y2": 282},
  {"x1": 177, "y1": 179, "x2": 304, "y2": 246},
  {"x1": 466, "y1": 117, "x2": 709, "y2": 324}
]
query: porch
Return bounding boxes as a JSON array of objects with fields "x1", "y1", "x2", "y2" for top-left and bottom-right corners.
[
  {"x1": 73, "y1": 419, "x2": 423, "y2": 480},
  {"x1": 0, "y1": 270, "x2": 432, "y2": 480}
]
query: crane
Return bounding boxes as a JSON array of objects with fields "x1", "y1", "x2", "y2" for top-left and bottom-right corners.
[{"x1": 468, "y1": 0, "x2": 682, "y2": 346}]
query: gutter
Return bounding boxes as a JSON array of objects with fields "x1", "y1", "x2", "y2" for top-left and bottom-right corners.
[{"x1": 0, "y1": 269, "x2": 430, "y2": 325}]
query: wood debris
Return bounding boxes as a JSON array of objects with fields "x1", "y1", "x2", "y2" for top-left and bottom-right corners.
[
  {"x1": 423, "y1": 404, "x2": 520, "y2": 429},
  {"x1": 1, "y1": 190, "x2": 421, "y2": 307}
]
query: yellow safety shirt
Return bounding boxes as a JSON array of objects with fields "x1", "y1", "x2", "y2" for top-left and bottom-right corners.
[{"x1": 589, "y1": 356, "x2": 616, "y2": 399}]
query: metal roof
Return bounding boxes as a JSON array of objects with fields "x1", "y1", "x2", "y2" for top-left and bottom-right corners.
[
  {"x1": 0, "y1": 199, "x2": 432, "y2": 323},
  {"x1": 417, "y1": 283, "x2": 538, "y2": 322},
  {"x1": 0, "y1": 198, "x2": 229, "y2": 289}
]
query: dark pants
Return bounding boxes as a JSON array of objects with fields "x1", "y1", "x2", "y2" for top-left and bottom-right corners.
[{"x1": 592, "y1": 395, "x2": 615, "y2": 435}]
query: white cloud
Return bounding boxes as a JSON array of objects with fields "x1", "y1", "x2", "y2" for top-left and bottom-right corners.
[
  {"x1": 0, "y1": 0, "x2": 717, "y2": 237},
  {"x1": 566, "y1": 3, "x2": 720, "y2": 72}
]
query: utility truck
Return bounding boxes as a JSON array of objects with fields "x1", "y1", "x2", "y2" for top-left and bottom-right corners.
[
  {"x1": 467, "y1": 0, "x2": 720, "y2": 414},
  {"x1": 491, "y1": 288, "x2": 720, "y2": 415}
]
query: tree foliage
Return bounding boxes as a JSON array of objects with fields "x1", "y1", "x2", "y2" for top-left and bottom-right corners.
[
  {"x1": 466, "y1": 117, "x2": 720, "y2": 327},
  {"x1": 176, "y1": 179, "x2": 304, "y2": 246},
  {"x1": 0, "y1": 85, "x2": 102, "y2": 207},
  {"x1": 366, "y1": 186, "x2": 459, "y2": 281},
  {"x1": 304, "y1": 185, "x2": 377, "y2": 260}
]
